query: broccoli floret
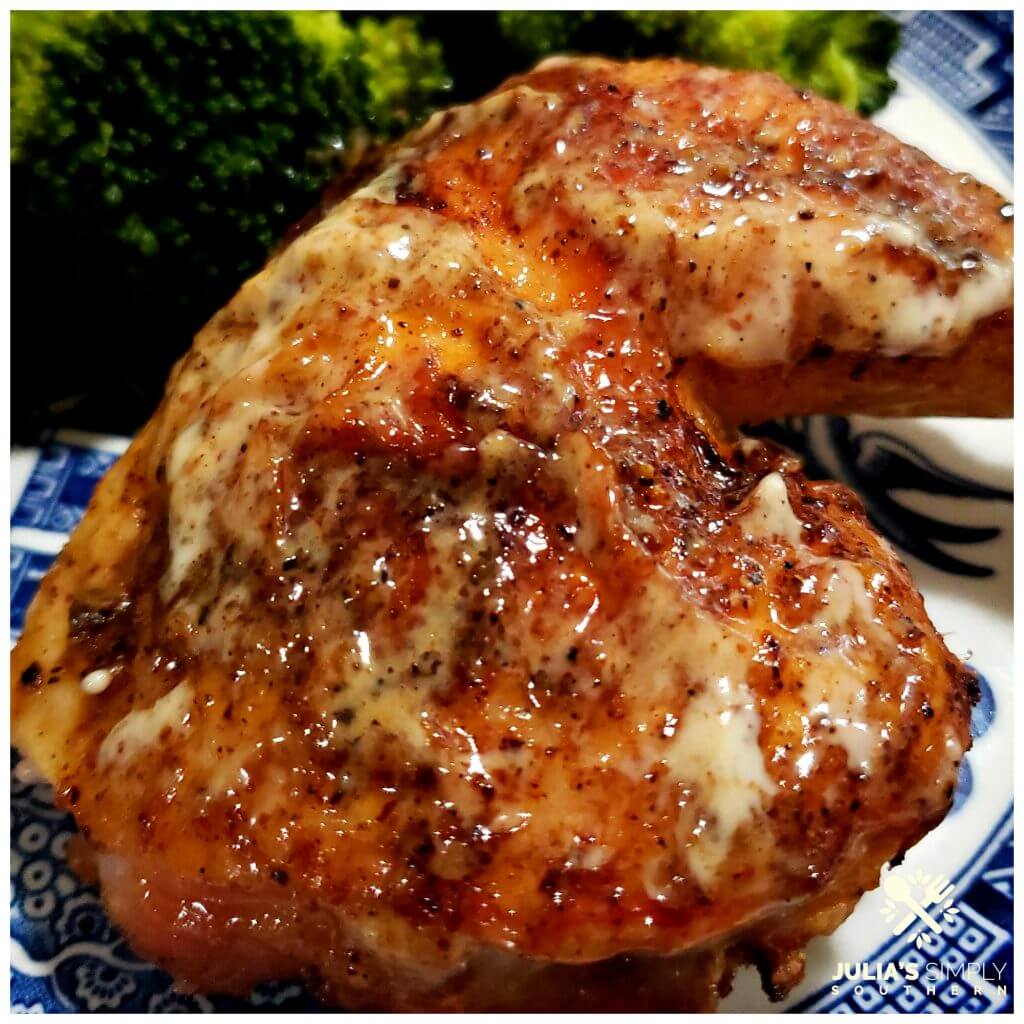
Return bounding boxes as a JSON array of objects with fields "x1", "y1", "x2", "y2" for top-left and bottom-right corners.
[
  {"x1": 354, "y1": 16, "x2": 450, "y2": 133},
  {"x1": 442, "y1": 12, "x2": 898, "y2": 114},
  {"x1": 497, "y1": 12, "x2": 589, "y2": 58},
  {"x1": 10, "y1": 11, "x2": 94, "y2": 161},
  {"x1": 679, "y1": 11, "x2": 899, "y2": 115},
  {"x1": 12, "y1": 11, "x2": 448, "y2": 436},
  {"x1": 790, "y1": 13, "x2": 901, "y2": 116},
  {"x1": 677, "y1": 12, "x2": 798, "y2": 74}
]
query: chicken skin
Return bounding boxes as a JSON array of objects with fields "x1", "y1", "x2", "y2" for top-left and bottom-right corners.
[{"x1": 12, "y1": 58, "x2": 1007, "y2": 1010}]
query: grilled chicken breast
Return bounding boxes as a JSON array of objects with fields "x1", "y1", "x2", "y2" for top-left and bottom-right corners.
[{"x1": 12, "y1": 58, "x2": 1008, "y2": 1010}]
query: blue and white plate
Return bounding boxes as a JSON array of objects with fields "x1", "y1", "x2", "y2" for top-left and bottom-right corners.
[{"x1": 10, "y1": 11, "x2": 1013, "y2": 1013}]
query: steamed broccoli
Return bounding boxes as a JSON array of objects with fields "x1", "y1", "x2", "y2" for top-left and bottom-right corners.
[
  {"x1": 12, "y1": 11, "x2": 448, "y2": 436},
  {"x1": 10, "y1": 11, "x2": 93, "y2": 162},
  {"x1": 355, "y1": 15, "x2": 451, "y2": 133},
  {"x1": 675, "y1": 11, "x2": 900, "y2": 114},
  {"x1": 463, "y1": 12, "x2": 899, "y2": 114}
]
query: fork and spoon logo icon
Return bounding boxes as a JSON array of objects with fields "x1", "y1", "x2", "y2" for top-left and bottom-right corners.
[{"x1": 880, "y1": 869, "x2": 960, "y2": 948}]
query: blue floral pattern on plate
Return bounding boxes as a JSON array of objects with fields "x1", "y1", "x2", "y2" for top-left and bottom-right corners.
[{"x1": 10, "y1": 10, "x2": 1013, "y2": 1013}]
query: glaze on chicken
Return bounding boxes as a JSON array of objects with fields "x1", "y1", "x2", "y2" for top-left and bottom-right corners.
[{"x1": 12, "y1": 58, "x2": 1009, "y2": 1010}]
